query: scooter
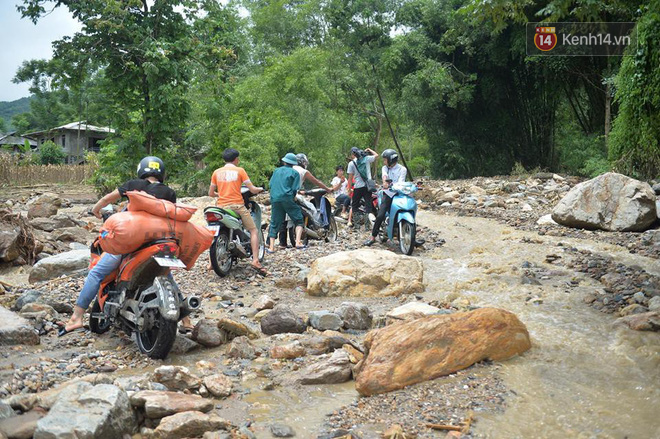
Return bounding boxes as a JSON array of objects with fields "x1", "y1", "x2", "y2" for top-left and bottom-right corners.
[
  {"x1": 204, "y1": 187, "x2": 266, "y2": 277},
  {"x1": 378, "y1": 181, "x2": 418, "y2": 255},
  {"x1": 88, "y1": 237, "x2": 200, "y2": 359},
  {"x1": 281, "y1": 189, "x2": 338, "y2": 246}
]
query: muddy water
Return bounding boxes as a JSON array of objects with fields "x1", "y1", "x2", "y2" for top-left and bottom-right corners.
[{"x1": 417, "y1": 211, "x2": 660, "y2": 439}]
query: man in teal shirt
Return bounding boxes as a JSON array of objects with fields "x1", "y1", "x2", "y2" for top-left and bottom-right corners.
[{"x1": 268, "y1": 153, "x2": 305, "y2": 251}]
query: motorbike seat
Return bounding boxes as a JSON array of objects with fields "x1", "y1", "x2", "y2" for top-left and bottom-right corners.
[{"x1": 204, "y1": 206, "x2": 241, "y2": 219}]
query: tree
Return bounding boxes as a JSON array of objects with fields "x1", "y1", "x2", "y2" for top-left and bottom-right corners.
[{"x1": 39, "y1": 141, "x2": 66, "y2": 165}]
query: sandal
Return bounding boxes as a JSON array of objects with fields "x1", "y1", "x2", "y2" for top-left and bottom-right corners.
[
  {"x1": 295, "y1": 245, "x2": 308, "y2": 250},
  {"x1": 178, "y1": 325, "x2": 194, "y2": 334},
  {"x1": 57, "y1": 323, "x2": 84, "y2": 337},
  {"x1": 250, "y1": 264, "x2": 269, "y2": 276}
]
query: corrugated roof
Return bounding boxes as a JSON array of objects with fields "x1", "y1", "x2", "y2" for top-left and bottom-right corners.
[
  {"x1": 0, "y1": 133, "x2": 38, "y2": 147},
  {"x1": 25, "y1": 121, "x2": 115, "y2": 137}
]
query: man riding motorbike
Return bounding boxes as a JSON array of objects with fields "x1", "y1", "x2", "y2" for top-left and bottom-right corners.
[
  {"x1": 364, "y1": 149, "x2": 408, "y2": 246},
  {"x1": 59, "y1": 157, "x2": 193, "y2": 335},
  {"x1": 209, "y1": 148, "x2": 266, "y2": 275}
]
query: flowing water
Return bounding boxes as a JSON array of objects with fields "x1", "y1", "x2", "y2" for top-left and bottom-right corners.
[{"x1": 417, "y1": 211, "x2": 660, "y2": 439}]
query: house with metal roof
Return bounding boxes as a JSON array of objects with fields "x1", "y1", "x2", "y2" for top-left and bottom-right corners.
[
  {"x1": 26, "y1": 121, "x2": 115, "y2": 164},
  {"x1": 0, "y1": 132, "x2": 38, "y2": 153}
]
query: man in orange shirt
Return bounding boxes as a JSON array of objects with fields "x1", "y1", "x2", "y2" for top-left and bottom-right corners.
[{"x1": 209, "y1": 148, "x2": 265, "y2": 273}]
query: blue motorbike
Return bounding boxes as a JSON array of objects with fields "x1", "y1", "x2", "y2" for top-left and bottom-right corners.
[{"x1": 378, "y1": 181, "x2": 418, "y2": 255}]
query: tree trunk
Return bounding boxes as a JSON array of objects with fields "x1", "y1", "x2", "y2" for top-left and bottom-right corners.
[{"x1": 604, "y1": 81, "x2": 611, "y2": 147}]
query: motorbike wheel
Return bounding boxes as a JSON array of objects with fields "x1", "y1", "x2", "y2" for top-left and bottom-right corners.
[
  {"x1": 325, "y1": 215, "x2": 338, "y2": 242},
  {"x1": 210, "y1": 231, "x2": 233, "y2": 277},
  {"x1": 399, "y1": 220, "x2": 416, "y2": 256},
  {"x1": 89, "y1": 298, "x2": 111, "y2": 334},
  {"x1": 136, "y1": 312, "x2": 177, "y2": 360}
]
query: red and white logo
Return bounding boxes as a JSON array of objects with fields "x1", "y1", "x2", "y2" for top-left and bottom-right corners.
[{"x1": 534, "y1": 27, "x2": 557, "y2": 51}]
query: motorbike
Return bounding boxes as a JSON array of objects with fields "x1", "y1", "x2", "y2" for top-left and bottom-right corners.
[
  {"x1": 281, "y1": 189, "x2": 338, "y2": 246},
  {"x1": 342, "y1": 192, "x2": 378, "y2": 230},
  {"x1": 88, "y1": 237, "x2": 200, "y2": 359},
  {"x1": 377, "y1": 181, "x2": 419, "y2": 255},
  {"x1": 204, "y1": 187, "x2": 266, "y2": 277}
]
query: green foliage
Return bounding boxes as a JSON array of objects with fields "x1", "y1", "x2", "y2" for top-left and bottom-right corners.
[
  {"x1": 39, "y1": 141, "x2": 67, "y2": 165},
  {"x1": 609, "y1": 1, "x2": 660, "y2": 179}
]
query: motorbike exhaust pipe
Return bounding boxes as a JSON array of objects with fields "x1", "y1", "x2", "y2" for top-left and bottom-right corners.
[
  {"x1": 305, "y1": 227, "x2": 321, "y2": 239},
  {"x1": 186, "y1": 296, "x2": 201, "y2": 310}
]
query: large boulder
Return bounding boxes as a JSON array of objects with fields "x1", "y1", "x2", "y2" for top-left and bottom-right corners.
[
  {"x1": 27, "y1": 193, "x2": 61, "y2": 219},
  {"x1": 552, "y1": 173, "x2": 657, "y2": 232},
  {"x1": 260, "y1": 305, "x2": 306, "y2": 335},
  {"x1": 28, "y1": 249, "x2": 90, "y2": 284},
  {"x1": 53, "y1": 227, "x2": 91, "y2": 244},
  {"x1": 34, "y1": 383, "x2": 136, "y2": 439},
  {"x1": 0, "y1": 306, "x2": 39, "y2": 346},
  {"x1": 306, "y1": 249, "x2": 424, "y2": 297},
  {"x1": 355, "y1": 308, "x2": 531, "y2": 396}
]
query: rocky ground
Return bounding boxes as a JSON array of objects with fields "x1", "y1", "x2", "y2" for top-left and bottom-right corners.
[{"x1": 0, "y1": 174, "x2": 658, "y2": 439}]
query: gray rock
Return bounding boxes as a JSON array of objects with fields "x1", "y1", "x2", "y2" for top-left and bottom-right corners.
[
  {"x1": 261, "y1": 305, "x2": 306, "y2": 335},
  {"x1": 227, "y1": 336, "x2": 256, "y2": 359},
  {"x1": 0, "y1": 409, "x2": 43, "y2": 439},
  {"x1": 334, "y1": 302, "x2": 373, "y2": 330},
  {"x1": 307, "y1": 311, "x2": 343, "y2": 331},
  {"x1": 552, "y1": 173, "x2": 657, "y2": 232},
  {"x1": 53, "y1": 227, "x2": 91, "y2": 244},
  {"x1": 0, "y1": 305, "x2": 39, "y2": 346},
  {"x1": 252, "y1": 294, "x2": 275, "y2": 311},
  {"x1": 0, "y1": 224, "x2": 20, "y2": 263},
  {"x1": 652, "y1": 182, "x2": 660, "y2": 195},
  {"x1": 129, "y1": 390, "x2": 213, "y2": 419},
  {"x1": 30, "y1": 215, "x2": 76, "y2": 232},
  {"x1": 192, "y1": 319, "x2": 228, "y2": 347},
  {"x1": 153, "y1": 366, "x2": 201, "y2": 391},
  {"x1": 11, "y1": 289, "x2": 42, "y2": 311},
  {"x1": 270, "y1": 423, "x2": 296, "y2": 437},
  {"x1": 649, "y1": 296, "x2": 660, "y2": 312},
  {"x1": 27, "y1": 193, "x2": 61, "y2": 219},
  {"x1": 28, "y1": 249, "x2": 90, "y2": 284},
  {"x1": 0, "y1": 401, "x2": 14, "y2": 420},
  {"x1": 298, "y1": 349, "x2": 352, "y2": 385},
  {"x1": 153, "y1": 411, "x2": 230, "y2": 439},
  {"x1": 34, "y1": 383, "x2": 136, "y2": 439},
  {"x1": 170, "y1": 335, "x2": 201, "y2": 355}
]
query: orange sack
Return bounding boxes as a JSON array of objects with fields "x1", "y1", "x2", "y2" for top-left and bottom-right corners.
[
  {"x1": 126, "y1": 190, "x2": 197, "y2": 221},
  {"x1": 99, "y1": 211, "x2": 213, "y2": 270}
]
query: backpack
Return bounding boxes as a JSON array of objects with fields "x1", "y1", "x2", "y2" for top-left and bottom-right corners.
[{"x1": 353, "y1": 158, "x2": 377, "y2": 193}]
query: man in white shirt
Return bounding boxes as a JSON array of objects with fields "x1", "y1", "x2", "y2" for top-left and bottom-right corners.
[
  {"x1": 347, "y1": 147, "x2": 378, "y2": 226},
  {"x1": 364, "y1": 149, "x2": 407, "y2": 246}
]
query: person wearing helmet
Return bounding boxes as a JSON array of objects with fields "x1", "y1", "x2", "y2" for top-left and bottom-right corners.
[
  {"x1": 58, "y1": 156, "x2": 194, "y2": 335},
  {"x1": 293, "y1": 153, "x2": 332, "y2": 192},
  {"x1": 268, "y1": 153, "x2": 305, "y2": 251},
  {"x1": 364, "y1": 148, "x2": 408, "y2": 246},
  {"x1": 209, "y1": 148, "x2": 266, "y2": 275},
  {"x1": 347, "y1": 147, "x2": 378, "y2": 227}
]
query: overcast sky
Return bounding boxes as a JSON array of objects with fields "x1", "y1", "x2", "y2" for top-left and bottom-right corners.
[{"x1": 0, "y1": 2, "x2": 81, "y2": 102}]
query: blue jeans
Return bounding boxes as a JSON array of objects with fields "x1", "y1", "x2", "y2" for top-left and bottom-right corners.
[{"x1": 76, "y1": 253, "x2": 122, "y2": 309}]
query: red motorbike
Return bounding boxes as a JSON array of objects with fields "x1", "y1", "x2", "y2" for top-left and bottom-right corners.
[{"x1": 88, "y1": 237, "x2": 199, "y2": 359}]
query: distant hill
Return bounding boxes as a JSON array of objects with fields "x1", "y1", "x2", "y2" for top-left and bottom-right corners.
[{"x1": 0, "y1": 97, "x2": 32, "y2": 131}]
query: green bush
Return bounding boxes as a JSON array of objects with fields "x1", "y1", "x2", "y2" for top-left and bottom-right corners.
[
  {"x1": 556, "y1": 123, "x2": 609, "y2": 177},
  {"x1": 39, "y1": 141, "x2": 66, "y2": 165}
]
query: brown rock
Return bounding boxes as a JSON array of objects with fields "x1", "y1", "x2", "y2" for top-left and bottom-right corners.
[
  {"x1": 270, "y1": 341, "x2": 306, "y2": 359},
  {"x1": 252, "y1": 294, "x2": 275, "y2": 311},
  {"x1": 217, "y1": 318, "x2": 259, "y2": 340},
  {"x1": 153, "y1": 411, "x2": 231, "y2": 439},
  {"x1": 52, "y1": 227, "x2": 91, "y2": 244},
  {"x1": 298, "y1": 349, "x2": 352, "y2": 385},
  {"x1": 203, "y1": 374, "x2": 233, "y2": 398},
  {"x1": 342, "y1": 344, "x2": 363, "y2": 364},
  {"x1": 614, "y1": 311, "x2": 660, "y2": 331},
  {"x1": 130, "y1": 391, "x2": 213, "y2": 419},
  {"x1": 355, "y1": 308, "x2": 531, "y2": 396},
  {"x1": 227, "y1": 336, "x2": 256, "y2": 359}
]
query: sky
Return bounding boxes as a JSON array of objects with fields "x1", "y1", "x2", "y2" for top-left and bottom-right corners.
[{"x1": 0, "y1": 1, "x2": 81, "y2": 102}]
